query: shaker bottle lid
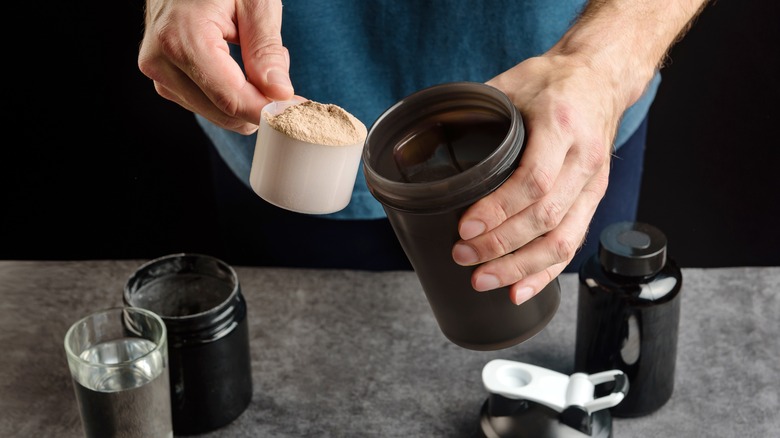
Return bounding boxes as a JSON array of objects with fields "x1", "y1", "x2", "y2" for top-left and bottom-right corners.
[
  {"x1": 480, "y1": 359, "x2": 627, "y2": 437},
  {"x1": 599, "y1": 222, "x2": 667, "y2": 277}
]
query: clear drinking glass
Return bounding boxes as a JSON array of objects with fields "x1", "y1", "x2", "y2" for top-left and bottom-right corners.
[{"x1": 64, "y1": 307, "x2": 172, "y2": 438}]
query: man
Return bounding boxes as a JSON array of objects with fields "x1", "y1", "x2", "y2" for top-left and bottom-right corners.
[{"x1": 138, "y1": 0, "x2": 709, "y2": 304}]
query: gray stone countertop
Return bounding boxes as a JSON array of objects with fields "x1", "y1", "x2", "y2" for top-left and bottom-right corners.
[{"x1": 1, "y1": 260, "x2": 778, "y2": 437}]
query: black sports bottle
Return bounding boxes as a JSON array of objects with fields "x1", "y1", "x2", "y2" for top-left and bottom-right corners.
[{"x1": 574, "y1": 221, "x2": 682, "y2": 417}]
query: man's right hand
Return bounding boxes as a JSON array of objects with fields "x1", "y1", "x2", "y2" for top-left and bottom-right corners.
[{"x1": 138, "y1": 0, "x2": 294, "y2": 135}]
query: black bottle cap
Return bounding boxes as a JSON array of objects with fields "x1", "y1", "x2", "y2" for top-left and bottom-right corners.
[{"x1": 599, "y1": 222, "x2": 667, "y2": 277}]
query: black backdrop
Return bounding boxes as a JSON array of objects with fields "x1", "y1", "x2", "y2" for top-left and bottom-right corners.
[{"x1": 2, "y1": 1, "x2": 779, "y2": 268}]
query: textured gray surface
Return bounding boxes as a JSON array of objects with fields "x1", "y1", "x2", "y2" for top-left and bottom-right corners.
[{"x1": 1, "y1": 261, "x2": 778, "y2": 437}]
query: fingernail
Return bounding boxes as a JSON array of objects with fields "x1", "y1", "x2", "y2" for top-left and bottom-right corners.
[
  {"x1": 513, "y1": 286, "x2": 534, "y2": 305},
  {"x1": 267, "y1": 69, "x2": 293, "y2": 90},
  {"x1": 460, "y1": 220, "x2": 486, "y2": 240},
  {"x1": 475, "y1": 274, "x2": 501, "y2": 292},
  {"x1": 453, "y1": 244, "x2": 479, "y2": 265}
]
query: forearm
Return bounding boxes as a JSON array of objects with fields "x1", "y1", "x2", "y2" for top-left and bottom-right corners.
[{"x1": 551, "y1": 0, "x2": 710, "y2": 108}]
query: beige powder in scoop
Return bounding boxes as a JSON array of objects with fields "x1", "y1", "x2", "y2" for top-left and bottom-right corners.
[{"x1": 264, "y1": 100, "x2": 367, "y2": 146}]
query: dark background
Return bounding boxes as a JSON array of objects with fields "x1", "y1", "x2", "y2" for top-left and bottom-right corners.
[{"x1": 2, "y1": 1, "x2": 778, "y2": 268}]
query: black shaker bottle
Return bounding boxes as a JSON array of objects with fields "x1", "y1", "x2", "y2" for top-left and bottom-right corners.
[
  {"x1": 574, "y1": 221, "x2": 682, "y2": 417},
  {"x1": 363, "y1": 81, "x2": 560, "y2": 351}
]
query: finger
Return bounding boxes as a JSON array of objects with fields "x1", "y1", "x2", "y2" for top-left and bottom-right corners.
[
  {"x1": 238, "y1": 0, "x2": 295, "y2": 101},
  {"x1": 457, "y1": 107, "x2": 572, "y2": 241},
  {"x1": 154, "y1": 64, "x2": 262, "y2": 135},
  {"x1": 508, "y1": 261, "x2": 568, "y2": 305},
  {"x1": 453, "y1": 133, "x2": 610, "y2": 265},
  {"x1": 469, "y1": 163, "x2": 609, "y2": 292}
]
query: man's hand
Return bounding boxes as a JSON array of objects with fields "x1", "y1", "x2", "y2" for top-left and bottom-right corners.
[
  {"x1": 453, "y1": 0, "x2": 710, "y2": 305},
  {"x1": 453, "y1": 54, "x2": 619, "y2": 305},
  {"x1": 138, "y1": 0, "x2": 294, "y2": 135}
]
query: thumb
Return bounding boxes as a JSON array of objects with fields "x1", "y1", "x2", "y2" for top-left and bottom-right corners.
[{"x1": 237, "y1": 0, "x2": 295, "y2": 101}]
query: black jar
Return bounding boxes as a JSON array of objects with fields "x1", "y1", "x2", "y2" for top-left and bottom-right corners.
[
  {"x1": 124, "y1": 253, "x2": 253, "y2": 435},
  {"x1": 574, "y1": 222, "x2": 682, "y2": 417},
  {"x1": 363, "y1": 82, "x2": 560, "y2": 350}
]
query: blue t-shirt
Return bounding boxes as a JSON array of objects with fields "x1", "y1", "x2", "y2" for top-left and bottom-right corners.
[{"x1": 197, "y1": 0, "x2": 660, "y2": 219}]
